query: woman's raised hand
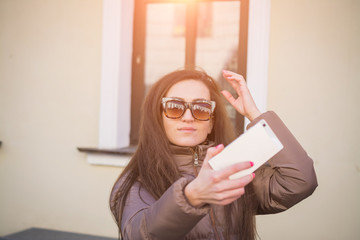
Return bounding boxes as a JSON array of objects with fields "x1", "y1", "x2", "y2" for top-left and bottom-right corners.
[
  {"x1": 221, "y1": 70, "x2": 261, "y2": 121},
  {"x1": 184, "y1": 144, "x2": 255, "y2": 207}
]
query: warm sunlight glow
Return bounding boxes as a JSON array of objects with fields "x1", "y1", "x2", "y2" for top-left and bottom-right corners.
[{"x1": 171, "y1": 0, "x2": 196, "y2": 2}]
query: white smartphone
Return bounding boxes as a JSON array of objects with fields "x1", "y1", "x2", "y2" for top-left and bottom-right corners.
[{"x1": 208, "y1": 119, "x2": 283, "y2": 179}]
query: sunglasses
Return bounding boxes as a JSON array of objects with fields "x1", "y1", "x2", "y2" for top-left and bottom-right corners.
[{"x1": 162, "y1": 97, "x2": 216, "y2": 121}]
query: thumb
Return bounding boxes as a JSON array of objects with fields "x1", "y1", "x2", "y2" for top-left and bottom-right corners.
[{"x1": 203, "y1": 144, "x2": 224, "y2": 168}]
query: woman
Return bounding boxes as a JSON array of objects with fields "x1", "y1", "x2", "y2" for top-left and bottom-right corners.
[{"x1": 110, "y1": 69, "x2": 317, "y2": 240}]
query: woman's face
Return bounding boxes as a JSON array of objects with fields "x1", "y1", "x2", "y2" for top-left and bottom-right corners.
[{"x1": 162, "y1": 79, "x2": 213, "y2": 147}]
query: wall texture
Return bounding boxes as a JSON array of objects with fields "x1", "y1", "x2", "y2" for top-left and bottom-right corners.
[
  {"x1": 0, "y1": 0, "x2": 120, "y2": 237},
  {"x1": 0, "y1": 0, "x2": 359, "y2": 239},
  {"x1": 256, "y1": 0, "x2": 360, "y2": 239}
]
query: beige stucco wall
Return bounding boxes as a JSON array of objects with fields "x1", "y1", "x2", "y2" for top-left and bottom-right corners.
[
  {"x1": 256, "y1": 0, "x2": 360, "y2": 239},
  {"x1": 0, "y1": 0, "x2": 120, "y2": 237},
  {"x1": 0, "y1": 0, "x2": 359, "y2": 239}
]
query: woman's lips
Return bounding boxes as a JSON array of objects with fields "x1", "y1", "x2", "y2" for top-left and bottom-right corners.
[{"x1": 178, "y1": 127, "x2": 196, "y2": 132}]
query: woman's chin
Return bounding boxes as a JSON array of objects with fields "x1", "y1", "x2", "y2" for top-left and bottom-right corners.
[{"x1": 170, "y1": 137, "x2": 206, "y2": 147}]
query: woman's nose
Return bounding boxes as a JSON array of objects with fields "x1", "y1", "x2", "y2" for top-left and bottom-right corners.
[{"x1": 181, "y1": 108, "x2": 194, "y2": 121}]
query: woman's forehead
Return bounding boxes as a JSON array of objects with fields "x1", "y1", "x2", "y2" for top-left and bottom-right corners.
[{"x1": 165, "y1": 79, "x2": 211, "y2": 101}]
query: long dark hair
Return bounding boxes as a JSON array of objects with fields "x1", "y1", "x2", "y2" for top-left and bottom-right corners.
[{"x1": 110, "y1": 69, "x2": 257, "y2": 239}]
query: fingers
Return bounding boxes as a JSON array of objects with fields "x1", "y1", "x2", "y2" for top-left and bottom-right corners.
[
  {"x1": 204, "y1": 188, "x2": 246, "y2": 205},
  {"x1": 222, "y1": 70, "x2": 246, "y2": 86},
  {"x1": 222, "y1": 70, "x2": 246, "y2": 83},
  {"x1": 222, "y1": 69, "x2": 248, "y2": 92},
  {"x1": 207, "y1": 173, "x2": 255, "y2": 205},
  {"x1": 213, "y1": 173, "x2": 254, "y2": 194},
  {"x1": 221, "y1": 90, "x2": 237, "y2": 107},
  {"x1": 200, "y1": 173, "x2": 255, "y2": 206},
  {"x1": 198, "y1": 145, "x2": 256, "y2": 206},
  {"x1": 211, "y1": 161, "x2": 253, "y2": 183}
]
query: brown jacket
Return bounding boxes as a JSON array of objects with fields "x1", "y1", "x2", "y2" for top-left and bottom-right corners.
[{"x1": 110, "y1": 111, "x2": 318, "y2": 239}]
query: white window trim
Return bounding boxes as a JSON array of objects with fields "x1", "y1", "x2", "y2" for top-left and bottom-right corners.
[
  {"x1": 87, "y1": 0, "x2": 271, "y2": 167},
  {"x1": 245, "y1": 0, "x2": 271, "y2": 126},
  {"x1": 98, "y1": 0, "x2": 133, "y2": 149}
]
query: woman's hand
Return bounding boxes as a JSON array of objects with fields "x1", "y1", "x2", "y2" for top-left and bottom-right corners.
[
  {"x1": 184, "y1": 144, "x2": 255, "y2": 207},
  {"x1": 221, "y1": 70, "x2": 261, "y2": 121}
]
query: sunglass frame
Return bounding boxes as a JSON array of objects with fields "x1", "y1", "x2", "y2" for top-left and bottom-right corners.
[{"x1": 161, "y1": 97, "x2": 216, "y2": 121}]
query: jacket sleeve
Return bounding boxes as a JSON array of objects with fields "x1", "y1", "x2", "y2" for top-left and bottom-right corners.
[
  {"x1": 111, "y1": 176, "x2": 209, "y2": 240},
  {"x1": 246, "y1": 111, "x2": 318, "y2": 214}
]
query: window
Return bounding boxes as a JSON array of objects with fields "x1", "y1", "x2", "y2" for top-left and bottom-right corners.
[
  {"x1": 81, "y1": 0, "x2": 271, "y2": 167},
  {"x1": 130, "y1": 0, "x2": 250, "y2": 145}
]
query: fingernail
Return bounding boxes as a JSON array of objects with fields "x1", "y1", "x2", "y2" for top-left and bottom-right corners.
[
  {"x1": 252, "y1": 173, "x2": 255, "y2": 178},
  {"x1": 250, "y1": 161, "x2": 254, "y2": 167},
  {"x1": 216, "y1": 144, "x2": 223, "y2": 149}
]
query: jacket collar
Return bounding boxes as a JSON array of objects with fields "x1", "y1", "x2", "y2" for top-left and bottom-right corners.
[{"x1": 169, "y1": 141, "x2": 215, "y2": 175}]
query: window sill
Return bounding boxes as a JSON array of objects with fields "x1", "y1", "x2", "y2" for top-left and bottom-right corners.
[{"x1": 77, "y1": 146, "x2": 135, "y2": 167}]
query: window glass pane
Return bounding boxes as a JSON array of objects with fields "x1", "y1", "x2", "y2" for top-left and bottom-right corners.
[
  {"x1": 145, "y1": 3, "x2": 186, "y2": 93},
  {"x1": 196, "y1": 1, "x2": 241, "y2": 122}
]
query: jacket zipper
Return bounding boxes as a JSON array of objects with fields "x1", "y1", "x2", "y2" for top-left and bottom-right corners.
[
  {"x1": 193, "y1": 151, "x2": 199, "y2": 166},
  {"x1": 191, "y1": 147, "x2": 221, "y2": 240}
]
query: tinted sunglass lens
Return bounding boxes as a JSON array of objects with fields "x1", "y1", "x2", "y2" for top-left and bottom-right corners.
[
  {"x1": 192, "y1": 103, "x2": 212, "y2": 120},
  {"x1": 165, "y1": 101, "x2": 185, "y2": 118}
]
